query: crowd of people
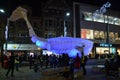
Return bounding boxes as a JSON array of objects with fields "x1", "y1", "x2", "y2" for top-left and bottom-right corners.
[
  {"x1": 105, "y1": 52, "x2": 120, "y2": 79},
  {"x1": 1, "y1": 48, "x2": 120, "y2": 79},
  {"x1": 2, "y1": 50, "x2": 89, "y2": 78}
]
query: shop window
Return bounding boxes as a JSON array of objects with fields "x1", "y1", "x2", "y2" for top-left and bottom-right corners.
[
  {"x1": 109, "y1": 32, "x2": 115, "y2": 42},
  {"x1": 115, "y1": 33, "x2": 119, "y2": 40},
  {"x1": 96, "y1": 47, "x2": 116, "y2": 55},
  {"x1": 94, "y1": 30, "x2": 100, "y2": 39},
  {"x1": 94, "y1": 30, "x2": 105, "y2": 40},
  {"x1": 81, "y1": 29, "x2": 93, "y2": 39},
  {"x1": 99, "y1": 31, "x2": 105, "y2": 39}
]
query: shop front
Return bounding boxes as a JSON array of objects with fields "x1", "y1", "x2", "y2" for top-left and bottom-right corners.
[
  {"x1": 3, "y1": 43, "x2": 42, "y2": 60},
  {"x1": 3, "y1": 43, "x2": 41, "y2": 51},
  {"x1": 94, "y1": 43, "x2": 117, "y2": 59}
]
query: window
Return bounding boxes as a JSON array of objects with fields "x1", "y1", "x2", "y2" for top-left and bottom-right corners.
[
  {"x1": 94, "y1": 30, "x2": 105, "y2": 40},
  {"x1": 81, "y1": 29, "x2": 93, "y2": 39},
  {"x1": 93, "y1": 14, "x2": 104, "y2": 23},
  {"x1": 94, "y1": 30, "x2": 100, "y2": 39},
  {"x1": 114, "y1": 18, "x2": 120, "y2": 25},
  {"x1": 83, "y1": 12, "x2": 120, "y2": 26},
  {"x1": 9, "y1": 33, "x2": 14, "y2": 37},
  {"x1": 108, "y1": 16, "x2": 114, "y2": 24},
  {"x1": 44, "y1": 33, "x2": 55, "y2": 38},
  {"x1": 99, "y1": 31, "x2": 105, "y2": 39},
  {"x1": 49, "y1": 20, "x2": 52, "y2": 27},
  {"x1": 104, "y1": 15, "x2": 108, "y2": 23},
  {"x1": 109, "y1": 32, "x2": 115, "y2": 42},
  {"x1": 45, "y1": 20, "x2": 48, "y2": 27},
  {"x1": 33, "y1": 22, "x2": 38, "y2": 28},
  {"x1": 115, "y1": 33, "x2": 119, "y2": 40},
  {"x1": 83, "y1": 12, "x2": 92, "y2": 21}
]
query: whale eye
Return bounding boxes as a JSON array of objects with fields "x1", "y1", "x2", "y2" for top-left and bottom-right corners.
[
  {"x1": 36, "y1": 40, "x2": 47, "y2": 49},
  {"x1": 36, "y1": 40, "x2": 43, "y2": 47}
]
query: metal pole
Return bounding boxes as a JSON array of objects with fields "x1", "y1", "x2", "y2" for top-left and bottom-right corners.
[
  {"x1": 73, "y1": 2, "x2": 76, "y2": 37},
  {"x1": 64, "y1": 19, "x2": 67, "y2": 37},
  {"x1": 106, "y1": 16, "x2": 110, "y2": 56}
]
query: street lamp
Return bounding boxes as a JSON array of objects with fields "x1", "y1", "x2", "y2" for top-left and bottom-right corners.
[
  {"x1": 0, "y1": 9, "x2": 5, "y2": 13},
  {"x1": 64, "y1": 12, "x2": 70, "y2": 37}
]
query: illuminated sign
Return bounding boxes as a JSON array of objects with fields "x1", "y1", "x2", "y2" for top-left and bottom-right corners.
[
  {"x1": 93, "y1": 2, "x2": 111, "y2": 18},
  {"x1": 3, "y1": 44, "x2": 40, "y2": 50},
  {"x1": 100, "y1": 43, "x2": 112, "y2": 47}
]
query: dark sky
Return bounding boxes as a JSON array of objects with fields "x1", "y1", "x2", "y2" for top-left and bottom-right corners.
[{"x1": 0, "y1": 0, "x2": 119, "y2": 16}]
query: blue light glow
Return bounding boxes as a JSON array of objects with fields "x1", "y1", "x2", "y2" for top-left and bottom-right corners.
[
  {"x1": 31, "y1": 36, "x2": 38, "y2": 43},
  {"x1": 69, "y1": 49, "x2": 80, "y2": 58},
  {"x1": 31, "y1": 36, "x2": 93, "y2": 57}
]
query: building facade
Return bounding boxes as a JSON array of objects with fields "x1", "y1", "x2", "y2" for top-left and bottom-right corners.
[
  {"x1": 73, "y1": 2, "x2": 120, "y2": 58},
  {"x1": 0, "y1": 0, "x2": 73, "y2": 56},
  {"x1": 41, "y1": 0, "x2": 73, "y2": 38},
  {"x1": 1, "y1": 1, "x2": 120, "y2": 59}
]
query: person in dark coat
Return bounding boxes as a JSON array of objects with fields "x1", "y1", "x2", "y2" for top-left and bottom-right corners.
[
  {"x1": 115, "y1": 52, "x2": 120, "y2": 67},
  {"x1": 5, "y1": 51, "x2": 15, "y2": 77},
  {"x1": 29, "y1": 55, "x2": 34, "y2": 69},
  {"x1": 81, "y1": 51, "x2": 88, "y2": 75}
]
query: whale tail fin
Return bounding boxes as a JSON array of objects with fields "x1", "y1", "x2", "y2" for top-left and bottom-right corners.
[{"x1": 9, "y1": 6, "x2": 36, "y2": 37}]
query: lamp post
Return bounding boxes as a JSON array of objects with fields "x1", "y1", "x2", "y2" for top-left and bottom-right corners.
[{"x1": 64, "y1": 12, "x2": 70, "y2": 37}]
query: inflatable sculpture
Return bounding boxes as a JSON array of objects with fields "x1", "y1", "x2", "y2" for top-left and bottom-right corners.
[{"x1": 9, "y1": 6, "x2": 93, "y2": 57}]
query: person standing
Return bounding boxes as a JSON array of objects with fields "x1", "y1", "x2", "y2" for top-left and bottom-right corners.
[
  {"x1": 44, "y1": 54, "x2": 49, "y2": 69},
  {"x1": 6, "y1": 51, "x2": 15, "y2": 77},
  {"x1": 3, "y1": 54, "x2": 9, "y2": 69},
  {"x1": 81, "y1": 51, "x2": 88, "y2": 75},
  {"x1": 115, "y1": 52, "x2": 120, "y2": 67},
  {"x1": 29, "y1": 55, "x2": 34, "y2": 69},
  {"x1": 74, "y1": 53, "x2": 80, "y2": 69},
  {"x1": 15, "y1": 55, "x2": 19, "y2": 71}
]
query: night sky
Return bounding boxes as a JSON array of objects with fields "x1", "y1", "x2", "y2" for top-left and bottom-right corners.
[{"x1": 0, "y1": 0, "x2": 119, "y2": 16}]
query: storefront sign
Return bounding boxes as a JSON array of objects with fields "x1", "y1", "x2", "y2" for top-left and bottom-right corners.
[
  {"x1": 100, "y1": 43, "x2": 112, "y2": 47},
  {"x1": 3, "y1": 44, "x2": 40, "y2": 50}
]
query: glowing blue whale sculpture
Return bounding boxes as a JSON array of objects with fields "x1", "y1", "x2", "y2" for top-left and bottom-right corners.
[{"x1": 9, "y1": 7, "x2": 93, "y2": 57}]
